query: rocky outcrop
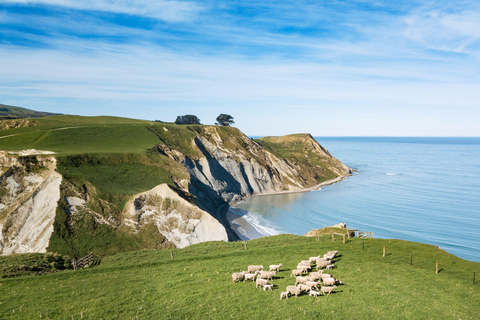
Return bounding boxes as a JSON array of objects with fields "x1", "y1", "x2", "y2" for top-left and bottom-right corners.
[
  {"x1": 0, "y1": 152, "x2": 61, "y2": 255},
  {"x1": 123, "y1": 184, "x2": 228, "y2": 248}
]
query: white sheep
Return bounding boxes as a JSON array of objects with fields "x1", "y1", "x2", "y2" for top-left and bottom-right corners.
[
  {"x1": 256, "y1": 278, "x2": 269, "y2": 288},
  {"x1": 326, "y1": 264, "x2": 335, "y2": 270},
  {"x1": 297, "y1": 264, "x2": 311, "y2": 273},
  {"x1": 258, "y1": 270, "x2": 276, "y2": 280},
  {"x1": 263, "y1": 284, "x2": 274, "y2": 291},
  {"x1": 248, "y1": 265, "x2": 263, "y2": 273},
  {"x1": 299, "y1": 284, "x2": 311, "y2": 292},
  {"x1": 305, "y1": 281, "x2": 320, "y2": 290},
  {"x1": 295, "y1": 276, "x2": 313, "y2": 286},
  {"x1": 327, "y1": 250, "x2": 338, "y2": 257},
  {"x1": 322, "y1": 277, "x2": 336, "y2": 286},
  {"x1": 269, "y1": 263, "x2": 283, "y2": 272},
  {"x1": 309, "y1": 256, "x2": 321, "y2": 262},
  {"x1": 309, "y1": 290, "x2": 321, "y2": 297},
  {"x1": 243, "y1": 273, "x2": 257, "y2": 282},
  {"x1": 316, "y1": 260, "x2": 332, "y2": 270},
  {"x1": 309, "y1": 271, "x2": 323, "y2": 280},
  {"x1": 299, "y1": 260, "x2": 311, "y2": 266},
  {"x1": 286, "y1": 285, "x2": 302, "y2": 298},
  {"x1": 320, "y1": 273, "x2": 332, "y2": 280},
  {"x1": 291, "y1": 269, "x2": 303, "y2": 277},
  {"x1": 320, "y1": 285, "x2": 337, "y2": 296},
  {"x1": 280, "y1": 291, "x2": 289, "y2": 300},
  {"x1": 232, "y1": 271, "x2": 247, "y2": 283}
]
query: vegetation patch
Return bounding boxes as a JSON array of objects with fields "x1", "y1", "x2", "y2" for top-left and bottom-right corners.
[{"x1": 0, "y1": 252, "x2": 72, "y2": 278}]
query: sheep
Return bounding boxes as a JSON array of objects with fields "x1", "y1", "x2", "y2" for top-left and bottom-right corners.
[
  {"x1": 248, "y1": 265, "x2": 263, "y2": 273},
  {"x1": 309, "y1": 271, "x2": 323, "y2": 280},
  {"x1": 269, "y1": 263, "x2": 283, "y2": 272},
  {"x1": 295, "y1": 276, "x2": 313, "y2": 286},
  {"x1": 326, "y1": 264, "x2": 335, "y2": 270},
  {"x1": 263, "y1": 284, "x2": 274, "y2": 291},
  {"x1": 286, "y1": 285, "x2": 302, "y2": 298},
  {"x1": 291, "y1": 269, "x2": 303, "y2": 277},
  {"x1": 256, "y1": 278, "x2": 269, "y2": 288},
  {"x1": 297, "y1": 264, "x2": 311, "y2": 273},
  {"x1": 316, "y1": 260, "x2": 332, "y2": 270},
  {"x1": 309, "y1": 290, "x2": 321, "y2": 297},
  {"x1": 258, "y1": 270, "x2": 276, "y2": 280},
  {"x1": 322, "y1": 277, "x2": 336, "y2": 286},
  {"x1": 299, "y1": 284, "x2": 311, "y2": 292},
  {"x1": 243, "y1": 273, "x2": 257, "y2": 282},
  {"x1": 327, "y1": 250, "x2": 338, "y2": 257},
  {"x1": 309, "y1": 256, "x2": 321, "y2": 262},
  {"x1": 280, "y1": 291, "x2": 289, "y2": 300},
  {"x1": 232, "y1": 271, "x2": 247, "y2": 283},
  {"x1": 320, "y1": 285, "x2": 337, "y2": 296},
  {"x1": 299, "y1": 260, "x2": 311, "y2": 266},
  {"x1": 320, "y1": 273, "x2": 332, "y2": 280},
  {"x1": 305, "y1": 281, "x2": 320, "y2": 290}
]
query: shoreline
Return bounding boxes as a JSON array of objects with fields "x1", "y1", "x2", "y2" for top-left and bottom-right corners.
[{"x1": 225, "y1": 174, "x2": 351, "y2": 240}]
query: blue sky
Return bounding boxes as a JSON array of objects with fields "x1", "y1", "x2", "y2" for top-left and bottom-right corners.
[{"x1": 1, "y1": 0, "x2": 479, "y2": 136}]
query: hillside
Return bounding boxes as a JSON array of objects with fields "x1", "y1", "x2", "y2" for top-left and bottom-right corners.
[
  {"x1": 0, "y1": 115, "x2": 351, "y2": 258},
  {"x1": 0, "y1": 235, "x2": 478, "y2": 319},
  {"x1": 0, "y1": 104, "x2": 60, "y2": 120}
]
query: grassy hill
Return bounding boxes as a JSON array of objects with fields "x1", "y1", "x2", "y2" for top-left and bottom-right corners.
[
  {"x1": 0, "y1": 104, "x2": 60, "y2": 120},
  {"x1": 0, "y1": 235, "x2": 478, "y2": 319}
]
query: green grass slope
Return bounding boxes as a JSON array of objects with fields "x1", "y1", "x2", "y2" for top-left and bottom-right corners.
[
  {"x1": 0, "y1": 104, "x2": 60, "y2": 119},
  {"x1": 0, "y1": 235, "x2": 478, "y2": 319}
]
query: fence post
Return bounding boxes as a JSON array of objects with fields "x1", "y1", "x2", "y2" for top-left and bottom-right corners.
[
  {"x1": 347, "y1": 229, "x2": 350, "y2": 239},
  {"x1": 243, "y1": 241, "x2": 247, "y2": 250},
  {"x1": 436, "y1": 261, "x2": 439, "y2": 274},
  {"x1": 170, "y1": 250, "x2": 174, "y2": 259},
  {"x1": 343, "y1": 234, "x2": 346, "y2": 244},
  {"x1": 383, "y1": 246, "x2": 385, "y2": 258},
  {"x1": 332, "y1": 232, "x2": 334, "y2": 242}
]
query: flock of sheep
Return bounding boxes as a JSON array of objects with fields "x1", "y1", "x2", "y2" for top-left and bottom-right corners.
[{"x1": 232, "y1": 250, "x2": 342, "y2": 299}]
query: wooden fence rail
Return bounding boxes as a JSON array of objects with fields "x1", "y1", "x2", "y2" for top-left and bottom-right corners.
[{"x1": 72, "y1": 252, "x2": 93, "y2": 270}]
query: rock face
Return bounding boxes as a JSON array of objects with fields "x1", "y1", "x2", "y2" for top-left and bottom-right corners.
[
  {"x1": 123, "y1": 184, "x2": 228, "y2": 248},
  {"x1": 0, "y1": 153, "x2": 61, "y2": 255}
]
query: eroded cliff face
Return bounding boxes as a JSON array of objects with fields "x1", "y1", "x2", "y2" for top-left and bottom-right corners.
[
  {"x1": 123, "y1": 184, "x2": 227, "y2": 248},
  {"x1": 0, "y1": 152, "x2": 61, "y2": 255}
]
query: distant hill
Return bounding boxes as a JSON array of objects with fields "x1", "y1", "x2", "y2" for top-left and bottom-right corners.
[{"x1": 0, "y1": 103, "x2": 61, "y2": 119}]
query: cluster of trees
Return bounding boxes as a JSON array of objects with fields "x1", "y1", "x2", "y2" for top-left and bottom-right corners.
[{"x1": 174, "y1": 114, "x2": 234, "y2": 126}]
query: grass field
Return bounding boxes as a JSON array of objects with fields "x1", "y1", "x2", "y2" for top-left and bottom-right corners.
[{"x1": 1, "y1": 235, "x2": 478, "y2": 319}]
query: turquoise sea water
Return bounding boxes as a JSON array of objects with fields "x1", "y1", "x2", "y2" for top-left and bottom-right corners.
[{"x1": 232, "y1": 137, "x2": 480, "y2": 262}]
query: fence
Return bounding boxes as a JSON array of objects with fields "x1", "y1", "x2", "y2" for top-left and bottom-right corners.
[{"x1": 71, "y1": 252, "x2": 93, "y2": 270}]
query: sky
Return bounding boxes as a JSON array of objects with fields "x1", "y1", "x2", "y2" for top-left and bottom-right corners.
[{"x1": 1, "y1": 0, "x2": 480, "y2": 136}]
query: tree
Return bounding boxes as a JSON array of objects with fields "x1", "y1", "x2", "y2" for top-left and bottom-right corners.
[
  {"x1": 215, "y1": 114, "x2": 234, "y2": 126},
  {"x1": 175, "y1": 115, "x2": 201, "y2": 125}
]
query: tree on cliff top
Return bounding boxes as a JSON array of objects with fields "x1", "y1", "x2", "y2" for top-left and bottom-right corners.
[
  {"x1": 215, "y1": 114, "x2": 234, "y2": 126},
  {"x1": 175, "y1": 115, "x2": 201, "y2": 125}
]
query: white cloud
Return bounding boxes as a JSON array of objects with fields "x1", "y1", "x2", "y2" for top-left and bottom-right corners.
[{"x1": 3, "y1": 0, "x2": 203, "y2": 22}]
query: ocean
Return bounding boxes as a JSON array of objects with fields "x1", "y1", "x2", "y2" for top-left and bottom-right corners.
[{"x1": 230, "y1": 137, "x2": 480, "y2": 262}]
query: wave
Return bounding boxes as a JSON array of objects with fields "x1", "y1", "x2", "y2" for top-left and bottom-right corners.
[
  {"x1": 385, "y1": 173, "x2": 397, "y2": 176},
  {"x1": 241, "y1": 211, "x2": 283, "y2": 237}
]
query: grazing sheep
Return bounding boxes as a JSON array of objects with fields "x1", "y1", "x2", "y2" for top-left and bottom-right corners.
[
  {"x1": 309, "y1": 256, "x2": 321, "y2": 262},
  {"x1": 280, "y1": 291, "x2": 289, "y2": 300},
  {"x1": 320, "y1": 273, "x2": 332, "y2": 280},
  {"x1": 243, "y1": 273, "x2": 257, "y2": 282},
  {"x1": 322, "y1": 277, "x2": 336, "y2": 286},
  {"x1": 299, "y1": 260, "x2": 311, "y2": 266},
  {"x1": 263, "y1": 284, "x2": 274, "y2": 291},
  {"x1": 286, "y1": 285, "x2": 302, "y2": 298},
  {"x1": 309, "y1": 290, "x2": 321, "y2": 297},
  {"x1": 316, "y1": 260, "x2": 332, "y2": 270},
  {"x1": 295, "y1": 276, "x2": 313, "y2": 286},
  {"x1": 248, "y1": 265, "x2": 263, "y2": 273},
  {"x1": 326, "y1": 264, "x2": 335, "y2": 270},
  {"x1": 327, "y1": 250, "x2": 338, "y2": 257},
  {"x1": 297, "y1": 264, "x2": 311, "y2": 273},
  {"x1": 269, "y1": 263, "x2": 283, "y2": 272},
  {"x1": 291, "y1": 269, "x2": 303, "y2": 277},
  {"x1": 309, "y1": 271, "x2": 323, "y2": 280},
  {"x1": 256, "y1": 278, "x2": 269, "y2": 288},
  {"x1": 320, "y1": 285, "x2": 337, "y2": 296},
  {"x1": 299, "y1": 284, "x2": 311, "y2": 292},
  {"x1": 259, "y1": 271, "x2": 276, "y2": 280},
  {"x1": 305, "y1": 281, "x2": 320, "y2": 290},
  {"x1": 232, "y1": 271, "x2": 247, "y2": 283}
]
